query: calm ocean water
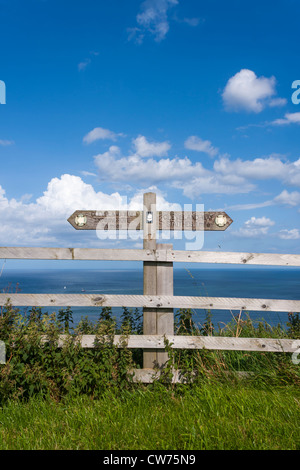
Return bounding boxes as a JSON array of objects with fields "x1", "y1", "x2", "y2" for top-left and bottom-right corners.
[{"x1": 1, "y1": 267, "x2": 300, "y2": 329}]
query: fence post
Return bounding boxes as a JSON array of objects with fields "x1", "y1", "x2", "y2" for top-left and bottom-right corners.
[
  {"x1": 156, "y1": 243, "x2": 174, "y2": 368},
  {"x1": 143, "y1": 192, "x2": 157, "y2": 368}
]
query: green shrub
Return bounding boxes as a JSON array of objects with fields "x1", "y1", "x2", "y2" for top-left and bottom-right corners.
[
  {"x1": 0, "y1": 303, "x2": 299, "y2": 405},
  {"x1": 0, "y1": 302, "x2": 136, "y2": 404}
]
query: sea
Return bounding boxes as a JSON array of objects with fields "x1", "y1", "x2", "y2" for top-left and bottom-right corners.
[{"x1": 1, "y1": 267, "x2": 300, "y2": 330}]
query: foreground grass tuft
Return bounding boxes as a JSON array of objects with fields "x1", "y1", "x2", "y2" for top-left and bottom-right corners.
[{"x1": 0, "y1": 383, "x2": 299, "y2": 450}]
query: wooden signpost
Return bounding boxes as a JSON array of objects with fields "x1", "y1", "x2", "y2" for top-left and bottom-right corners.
[
  {"x1": 67, "y1": 209, "x2": 233, "y2": 232},
  {"x1": 68, "y1": 192, "x2": 233, "y2": 369}
]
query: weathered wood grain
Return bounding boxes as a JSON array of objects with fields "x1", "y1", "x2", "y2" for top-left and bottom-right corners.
[
  {"x1": 41, "y1": 334, "x2": 300, "y2": 353},
  {"x1": 67, "y1": 210, "x2": 233, "y2": 231},
  {"x1": 67, "y1": 210, "x2": 142, "y2": 231},
  {"x1": 1, "y1": 247, "x2": 299, "y2": 266},
  {"x1": 1, "y1": 293, "x2": 299, "y2": 312},
  {"x1": 167, "y1": 250, "x2": 300, "y2": 266},
  {"x1": 143, "y1": 192, "x2": 158, "y2": 368},
  {"x1": 156, "y1": 244, "x2": 174, "y2": 367}
]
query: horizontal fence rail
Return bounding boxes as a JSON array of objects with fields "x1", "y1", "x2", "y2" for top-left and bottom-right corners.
[
  {"x1": 1, "y1": 245, "x2": 299, "y2": 382},
  {"x1": 1, "y1": 293, "x2": 300, "y2": 313},
  {"x1": 48, "y1": 334, "x2": 300, "y2": 354},
  {"x1": 1, "y1": 246, "x2": 300, "y2": 266}
]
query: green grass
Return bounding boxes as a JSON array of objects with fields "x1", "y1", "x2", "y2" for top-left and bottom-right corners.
[
  {"x1": 0, "y1": 382, "x2": 299, "y2": 450},
  {"x1": 1, "y1": 304, "x2": 299, "y2": 450}
]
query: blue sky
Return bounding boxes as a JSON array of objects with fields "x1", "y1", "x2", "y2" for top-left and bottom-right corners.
[{"x1": 0, "y1": 0, "x2": 300, "y2": 269}]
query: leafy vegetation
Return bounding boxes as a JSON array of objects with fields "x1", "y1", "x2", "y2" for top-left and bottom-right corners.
[
  {"x1": 0, "y1": 301, "x2": 299, "y2": 449},
  {"x1": 0, "y1": 301, "x2": 299, "y2": 404}
]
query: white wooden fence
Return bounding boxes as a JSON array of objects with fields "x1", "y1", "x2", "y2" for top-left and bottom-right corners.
[{"x1": 1, "y1": 246, "x2": 299, "y2": 382}]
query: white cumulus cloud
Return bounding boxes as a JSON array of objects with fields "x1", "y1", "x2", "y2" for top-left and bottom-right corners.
[
  {"x1": 274, "y1": 190, "x2": 300, "y2": 206},
  {"x1": 36, "y1": 174, "x2": 125, "y2": 215},
  {"x1": 128, "y1": 0, "x2": 178, "y2": 43},
  {"x1": 0, "y1": 175, "x2": 180, "y2": 246},
  {"x1": 184, "y1": 136, "x2": 219, "y2": 157},
  {"x1": 0, "y1": 175, "x2": 125, "y2": 245},
  {"x1": 214, "y1": 155, "x2": 300, "y2": 187},
  {"x1": 83, "y1": 127, "x2": 123, "y2": 144},
  {"x1": 222, "y1": 69, "x2": 284, "y2": 113},
  {"x1": 94, "y1": 145, "x2": 204, "y2": 183},
  {"x1": 278, "y1": 229, "x2": 300, "y2": 240},
  {"x1": 245, "y1": 216, "x2": 275, "y2": 227},
  {"x1": 232, "y1": 216, "x2": 275, "y2": 238},
  {"x1": 271, "y1": 112, "x2": 300, "y2": 126},
  {"x1": 93, "y1": 144, "x2": 262, "y2": 198},
  {"x1": 133, "y1": 135, "x2": 171, "y2": 157}
]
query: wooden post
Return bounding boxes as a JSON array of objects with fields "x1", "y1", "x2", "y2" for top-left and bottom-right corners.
[
  {"x1": 66, "y1": 190, "x2": 234, "y2": 371},
  {"x1": 143, "y1": 192, "x2": 157, "y2": 368},
  {"x1": 156, "y1": 243, "x2": 174, "y2": 368}
]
